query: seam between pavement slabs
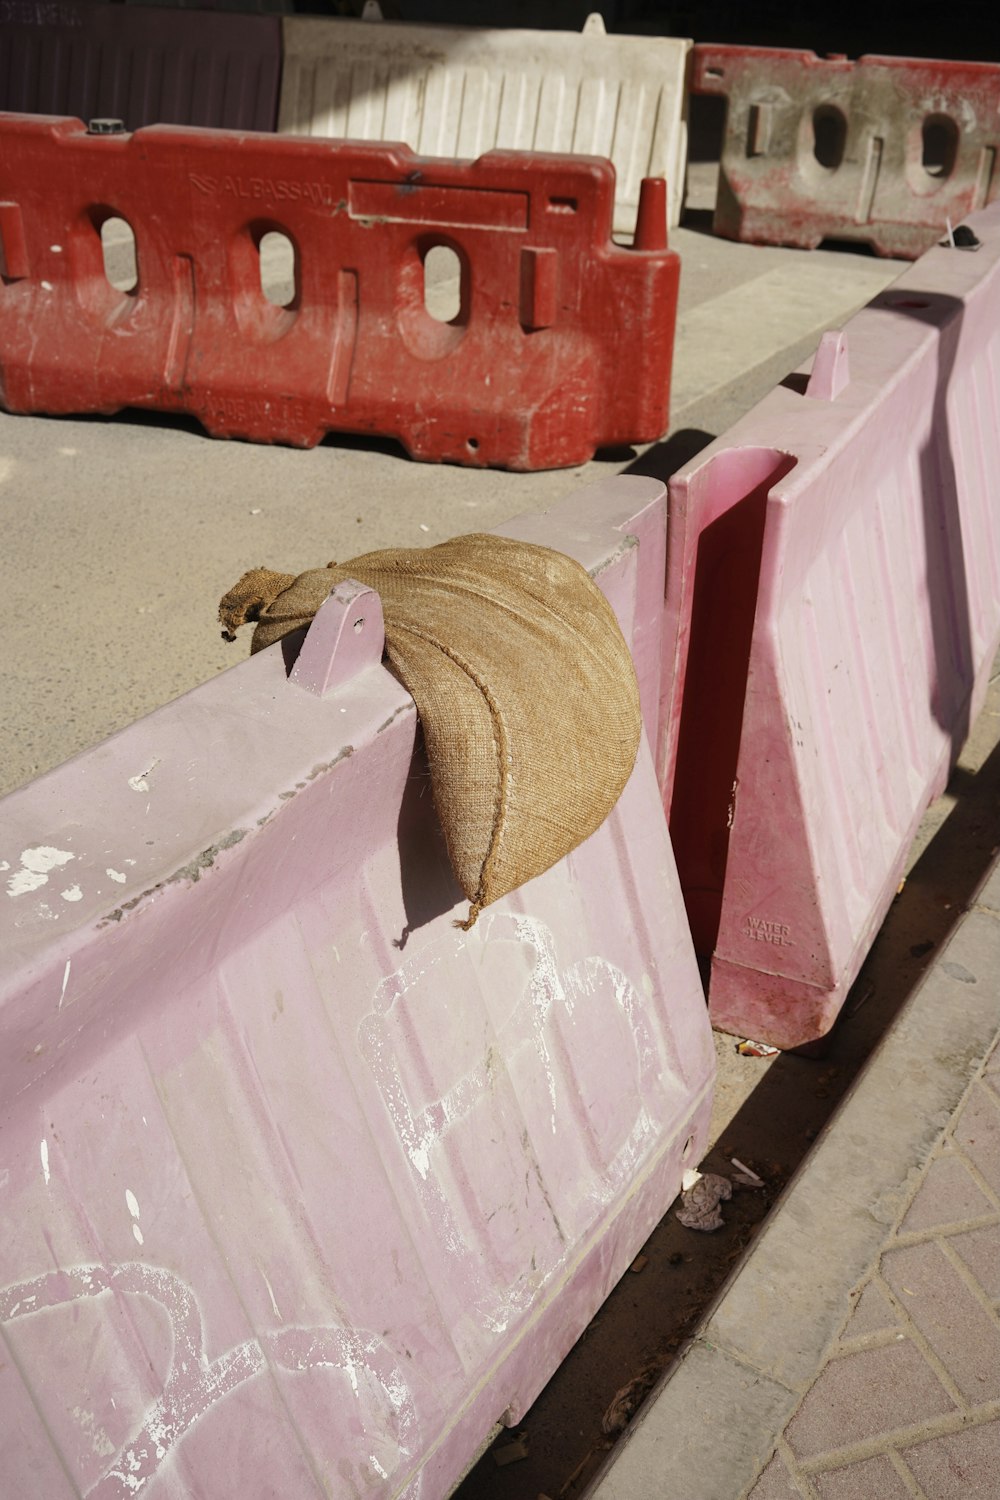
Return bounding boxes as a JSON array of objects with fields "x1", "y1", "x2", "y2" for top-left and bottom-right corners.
[
  {"x1": 689, "y1": 1335, "x2": 799, "y2": 1394},
  {"x1": 791, "y1": 1397, "x2": 1000, "y2": 1478},
  {"x1": 585, "y1": 864, "x2": 1000, "y2": 1500}
]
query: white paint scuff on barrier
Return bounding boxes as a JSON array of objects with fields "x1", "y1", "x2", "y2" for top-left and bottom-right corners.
[
  {"x1": 0, "y1": 1263, "x2": 420, "y2": 1499},
  {"x1": 7, "y1": 846, "x2": 74, "y2": 897}
]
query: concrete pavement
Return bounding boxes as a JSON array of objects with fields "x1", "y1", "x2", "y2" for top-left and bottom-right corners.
[{"x1": 0, "y1": 221, "x2": 902, "y2": 800}]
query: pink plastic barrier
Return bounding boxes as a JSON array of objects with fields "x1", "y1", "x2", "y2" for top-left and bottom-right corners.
[
  {"x1": 658, "y1": 202, "x2": 1000, "y2": 1051},
  {"x1": 0, "y1": 477, "x2": 714, "y2": 1499}
]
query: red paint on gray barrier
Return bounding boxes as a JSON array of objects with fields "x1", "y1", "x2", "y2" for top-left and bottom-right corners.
[{"x1": 693, "y1": 45, "x2": 1000, "y2": 260}]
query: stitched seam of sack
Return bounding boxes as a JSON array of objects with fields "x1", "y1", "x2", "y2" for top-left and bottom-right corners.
[
  {"x1": 353, "y1": 560, "x2": 621, "y2": 678},
  {"x1": 389, "y1": 622, "x2": 509, "y2": 928},
  {"x1": 253, "y1": 549, "x2": 621, "y2": 682}
]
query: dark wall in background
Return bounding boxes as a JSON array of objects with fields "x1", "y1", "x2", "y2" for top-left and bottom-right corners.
[
  {"x1": 383, "y1": 0, "x2": 998, "y2": 62},
  {"x1": 625, "y1": 1, "x2": 999, "y2": 62}
]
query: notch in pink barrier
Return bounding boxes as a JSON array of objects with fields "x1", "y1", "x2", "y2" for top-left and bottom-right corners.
[
  {"x1": 289, "y1": 579, "x2": 385, "y2": 698},
  {"x1": 806, "y1": 330, "x2": 850, "y2": 401}
]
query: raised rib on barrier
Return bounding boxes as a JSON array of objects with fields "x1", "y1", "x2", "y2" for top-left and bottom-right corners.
[
  {"x1": 692, "y1": 45, "x2": 1000, "y2": 260},
  {"x1": 279, "y1": 10, "x2": 691, "y2": 237},
  {"x1": 0, "y1": 0, "x2": 280, "y2": 131},
  {"x1": 656, "y1": 203, "x2": 1000, "y2": 1051},
  {"x1": 0, "y1": 113, "x2": 678, "y2": 469},
  {"x1": 0, "y1": 477, "x2": 714, "y2": 1498}
]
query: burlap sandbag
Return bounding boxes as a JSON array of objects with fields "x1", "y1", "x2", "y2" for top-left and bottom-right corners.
[{"x1": 219, "y1": 535, "x2": 641, "y2": 925}]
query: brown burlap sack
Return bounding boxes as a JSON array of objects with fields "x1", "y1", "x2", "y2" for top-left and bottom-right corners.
[{"x1": 219, "y1": 535, "x2": 641, "y2": 926}]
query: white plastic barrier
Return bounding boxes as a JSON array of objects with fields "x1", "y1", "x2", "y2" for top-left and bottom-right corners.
[{"x1": 278, "y1": 10, "x2": 691, "y2": 236}]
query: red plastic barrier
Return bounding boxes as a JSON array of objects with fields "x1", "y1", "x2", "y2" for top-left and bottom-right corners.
[
  {"x1": 0, "y1": 1, "x2": 280, "y2": 131},
  {"x1": 0, "y1": 113, "x2": 678, "y2": 469},
  {"x1": 657, "y1": 202, "x2": 1000, "y2": 1051},
  {"x1": 692, "y1": 45, "x2": 1000, "y2": 259}
]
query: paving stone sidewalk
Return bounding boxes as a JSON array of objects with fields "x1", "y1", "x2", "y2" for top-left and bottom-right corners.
[
  {"x1": 588, "y1": 860, "x2": 1000, "y2": 1500},
  {"x1": 750, "y1": 1038, "x2": 1000, "y2": 1500}
]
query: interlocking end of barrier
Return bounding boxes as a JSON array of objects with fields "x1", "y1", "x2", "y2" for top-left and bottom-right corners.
[
  {"x1": 633, "y1": 178, "x2": 668, "y2": 251},
  {"x1": 582, "y1": 12, "x2": 607, "y2": 34},
  {"x1": 290, "y1": 580, "x2": 386, "y2": 698},
  {"x1": 805, "y1": 330, "x2": 850, "y2": 401},
  {"x1": 690, "y1": 46, "x2": 731, "y2": 91}
]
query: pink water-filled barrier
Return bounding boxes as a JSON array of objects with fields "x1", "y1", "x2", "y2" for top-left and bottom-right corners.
[
  {"x1": 660, "y1": 203, "x2": 1000, "y2": 1050},
  {"x1": 0, "y1": 477, "x2": 714, "y2": 1498}
]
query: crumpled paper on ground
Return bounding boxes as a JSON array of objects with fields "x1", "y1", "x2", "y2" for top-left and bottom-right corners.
[{"x1": 675, "y1": 1171, "x2": 733, "y2": 1232}]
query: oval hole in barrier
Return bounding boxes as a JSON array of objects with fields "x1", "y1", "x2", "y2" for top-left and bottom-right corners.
[
  {"x1": 259, "y1": 230, "x2": 296, "y2": 308},
  {"x1": 922, "y1": 114, "x2": 958, "y2": 179},
  {"x1": 812, "y1": 104, "x2": 847, "y2": 170},
  {"x1": 100, "y1": 216, "x2": 138, "y2": 292},
  {"x1": 423, "y1": 244, "x2": 462, "y2": 323}
]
